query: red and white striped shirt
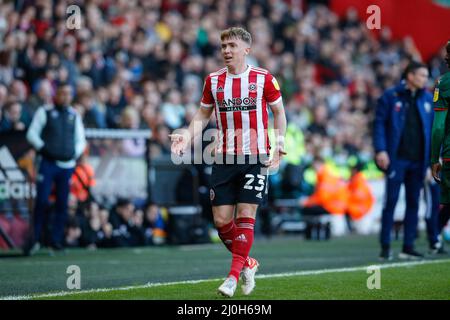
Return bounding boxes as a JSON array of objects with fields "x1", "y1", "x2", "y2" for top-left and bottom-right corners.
[{"x1": 201, "y1": 65, "x2": 282, "y2": 155}]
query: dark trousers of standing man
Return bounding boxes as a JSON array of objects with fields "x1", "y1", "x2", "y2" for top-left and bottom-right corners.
[
  {"x1": 424, "y1": 180, "x2": 440, "y2": 246},
  {"x1": 33, "y1": 158, "x2": 74, "y2": 246},
  {"x1": 380, "y1": 159, "x2": 424, "y2": 250}
]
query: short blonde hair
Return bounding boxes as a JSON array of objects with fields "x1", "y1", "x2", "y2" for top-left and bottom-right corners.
[
  {"x1": 220, "y1": 27, "x2": 252, "y2": 46},
  {"x1": 120, "y1": 106, "x2": 140, "y2": 129}
]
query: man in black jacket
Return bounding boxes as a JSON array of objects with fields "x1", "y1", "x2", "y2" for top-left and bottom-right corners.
[{"x1": 25, "y1": 82, "x2": 86, "y2": 255}]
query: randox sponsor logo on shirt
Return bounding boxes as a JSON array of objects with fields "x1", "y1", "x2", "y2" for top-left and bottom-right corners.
[
  {"x1": 0, "y1": 146, "x2": 36, "y2": 200},
  {"x1": 218, "y1": 97, "x2": 257, "y2": 112}
]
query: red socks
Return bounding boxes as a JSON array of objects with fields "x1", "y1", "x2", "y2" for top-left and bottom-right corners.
[
  {"x1": 217, "y1": 218, "x2": 255, "y2": 279},
  {"x1": 217, "y1": 220, "x2": 236, "y2": 253},
  {"x1": 228, "y1": 217, "x2": 255, "y2": 281}
]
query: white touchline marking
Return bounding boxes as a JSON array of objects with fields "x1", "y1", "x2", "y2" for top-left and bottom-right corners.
[{"x1": 1, "y1": 259, "x2": 449, "y2": 300}]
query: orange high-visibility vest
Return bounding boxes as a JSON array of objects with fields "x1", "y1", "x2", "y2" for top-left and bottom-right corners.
[
  {"x1": 70, "y1": 163, "x2": 96, "y2": 202},
  {"x1": 347, "y1": 172, "x2": 374, "y2": 220},
  {"x1": 304, "y1": 165, "x2": 349, "y2": 215}
]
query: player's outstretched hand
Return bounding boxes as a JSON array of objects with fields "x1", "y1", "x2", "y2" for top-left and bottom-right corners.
[
  {"x1": 431, "y1": 162, "x2": 442, "y2": 183},
  {"x1": 264, "y1": 145, "x2": 287, "y2": 169},
  {"x1": 169, "y1": 133, "x2": 189, "y2": 156}
]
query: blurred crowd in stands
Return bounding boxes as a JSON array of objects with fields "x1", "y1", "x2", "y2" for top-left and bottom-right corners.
[
  {"x1": 64, "y1": 196, "x2": 167, "y2": 248},
  {"x1": 1, "y1": 0, "x2": 449, "y2": 247}
]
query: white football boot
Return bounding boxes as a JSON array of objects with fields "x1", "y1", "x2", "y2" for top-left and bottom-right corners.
[
  {"x1": 240, "y1": 257, "x2": 259, "y2": 295},
  {"x1": 217, "y1": 276, "x2": 238, "y2": 297}
]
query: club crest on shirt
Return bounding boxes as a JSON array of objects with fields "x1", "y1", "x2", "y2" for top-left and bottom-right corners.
[
  {"x1": 248, "y1": 83, "x2": 257, "y2": 92},
  {"x1": 424, "y1": 102, "x2": 431, "y2": 113},
  {"x1": 395, "y1": 101, "x2": 402, "y2": 112},
  {"x1": 68, "y1": 113, "x2": 76, "y2": 121}
]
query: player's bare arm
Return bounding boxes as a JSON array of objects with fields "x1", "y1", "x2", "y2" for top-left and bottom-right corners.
[
  {"x1": 169, "y1": 106, "x2": 214, "y2": 156},
  {"x1": 265, "y1": 99, "x2": 287, "y2": 169}
]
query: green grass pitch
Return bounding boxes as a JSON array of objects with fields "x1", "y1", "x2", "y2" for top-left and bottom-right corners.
[{"x1": 0, "y1": 234, "x2": 449, "y2": 300}]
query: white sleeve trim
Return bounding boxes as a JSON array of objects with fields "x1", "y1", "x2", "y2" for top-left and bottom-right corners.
[
  {"x1": 74, "y1": 113, "x2": 87, "y2": 158},
  {"x1": 26, "y1": 107, "x2": 46, "y2": 150},
  {"x1": 268, "y1": 96, "x2": 283, "y2": 106},
  {"x1": 200, "y1": 102, "x2": 214, "y2": 108}
]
